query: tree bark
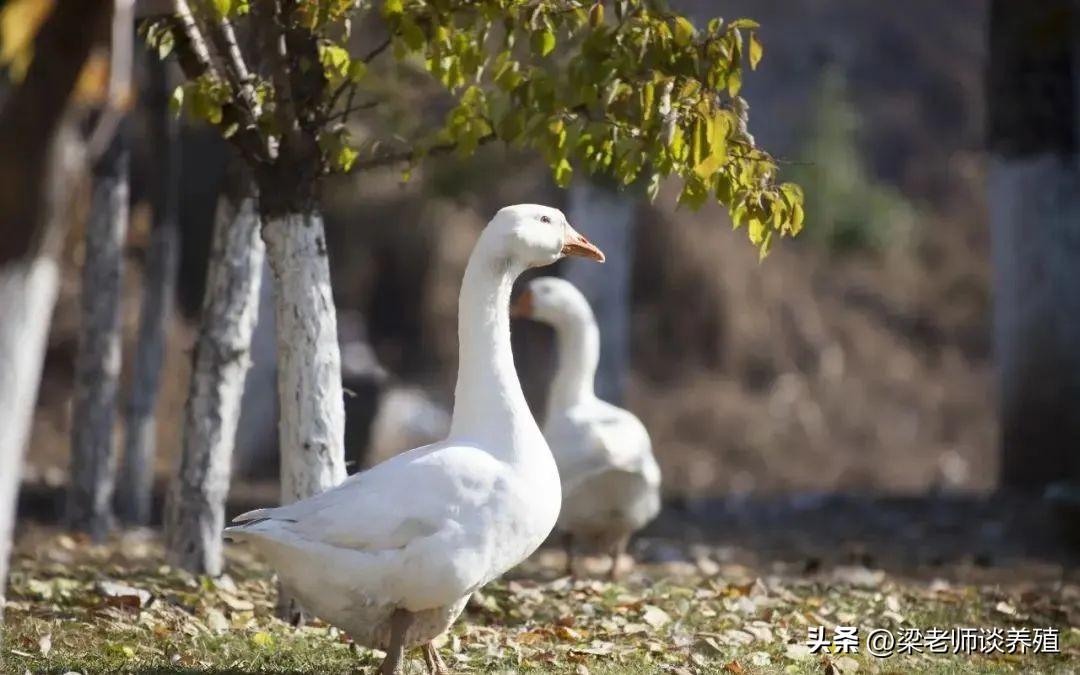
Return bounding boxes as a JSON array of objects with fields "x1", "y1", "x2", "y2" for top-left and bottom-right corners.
[
  {"x1": 65, "y1": 122, "x2": 130, "y2": 541},
  {"x1": 988, "y1": 0, "x2": 1080, "y2": 491},
  {"x1": 262, "y1": 212, "x2": 348, "y2": 504},
  {"x1": 0, "y1": 122, "x2": 85, "y2": 622},
  {"x1": 117, "y1": 56, "x2": 180, "y2": 526},
  {"x1": 164, "y1": 175, "x2": 264, "y2": 576},
  {"x1": 262, "y1": 210, "x2": 347, "y2": 624},
  {"x1": 0, "y1": 0, "x2": 110, "y2": 625},
  {"x1": 563, "y1": 179, "x2": 636, "y2": 404}
]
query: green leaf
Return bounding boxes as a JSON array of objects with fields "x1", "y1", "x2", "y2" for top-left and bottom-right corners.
[
  {"x1": 589, "y1": 2, "x2": 604, "y2": 27},
  {"x1": 729, "y1": 18, "x2": 761, "y2": 29},
  {"x1": 759, "y1": 229, "x2": 774, "y2": 260},
  {"x1": 210, "y1": 0, "x2": 232, "y2": 18},
  {"x1": 319, "y1": 44, "x2": 351, "y2": 81},
  {"x1": 748, "y1": 215, "x2": 765, "y2": 245},
  {"x1": 348, "y1": 59, "x2": 368, "y2": 83},
  {"x1": 553, "y1": 157, "x2": 573, "y2": 187},
  {"x1": 169, "y1": 85, "x2": 184, "y2": 117},
  {"x1": 673, "y1": 17, "x2": 695, "y2": 47},
  {"x1": 531, "y1": 29, "x2": 556, "y2": 58},
  {"x1": 748, "y1": 32, "x2": 763, "y2": 70},
  {"x1": 641, "y1": 82, "x2": 655, "y2": 124},
  {"x1": 727, "y1": 66, "x2": 742, "y2": 97},
  {"x1": 646, "y1": 173, "x2": 661, "y2": 202},
  {"x1": 382, "y1": 0, "x2": 403, "y2": 17}
]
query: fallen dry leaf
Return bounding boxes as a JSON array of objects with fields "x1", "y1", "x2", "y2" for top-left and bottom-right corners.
[{"x1": 641, "y1": 605, "x2": 671, "y2": 629}]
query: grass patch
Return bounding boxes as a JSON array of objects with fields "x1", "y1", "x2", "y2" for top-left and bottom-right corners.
[{"x1": 3, "y1": 530, "x2": 1078, "y2": 673}]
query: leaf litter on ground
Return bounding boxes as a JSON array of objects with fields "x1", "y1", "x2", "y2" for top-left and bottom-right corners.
[{"x1": 2, "y1": 527, "x2": 1079, "y2": 674}]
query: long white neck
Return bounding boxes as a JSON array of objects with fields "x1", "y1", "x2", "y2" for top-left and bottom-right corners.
[
  {"x1": 546, "y1": 313, "x2": 600, "y2": 417},
  {"x1": 449, "y1": 241, "x2": 541, "y2": 456}
]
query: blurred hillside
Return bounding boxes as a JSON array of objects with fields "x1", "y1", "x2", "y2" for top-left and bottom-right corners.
[{"x1": 21, "y1": 0, "x2": 995, "y2": 500}]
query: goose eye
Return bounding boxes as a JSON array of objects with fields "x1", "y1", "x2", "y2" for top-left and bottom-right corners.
[{"x1": 540, "y1": 215, "x2": 551, "y2": 224}]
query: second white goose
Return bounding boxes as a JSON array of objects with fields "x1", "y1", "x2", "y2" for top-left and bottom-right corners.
[{"x1": 512, "y1": 276, "x2": 661, "y2": 579}]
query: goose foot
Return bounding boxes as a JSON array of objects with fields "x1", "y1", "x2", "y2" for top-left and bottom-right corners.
[
  {"x1": 423, "y1": 641, "x2": 450, "y2": 675},
  {"x1": 379, "y1": 609, "x2": 415, "y2": 675},
  {"x1": 563, "y1": 533, "x2": 579, "y2": 579},
  {"x1": 607, "y1": 535, "x2": 630, "y2": 582},
  {"x1": 275, "y1": 583, "x2": 309, "y2": 626}
]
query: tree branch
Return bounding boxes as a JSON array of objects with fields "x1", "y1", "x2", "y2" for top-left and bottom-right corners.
[
  {"x1": 352, "y1": 133, "x2": 497, "y2": 172},
  {"x1": 88, "y1": 0, "x2": 136, "y2": 162},
  {"x1": 361, "y1": 36, "x2": 392, "y2": 63},
  {"x1": 173, "y1": 0, "x2": 220, "y2": 79}
]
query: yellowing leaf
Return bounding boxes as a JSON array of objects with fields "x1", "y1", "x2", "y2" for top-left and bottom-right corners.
[
  {"x1": 0, "y1": 0, "x2": 53, "y2": 80},
  {"x1": 588, "y1": 2, "x2": 603, "y2": 27},
  {"x1": 748, "y1": 32, "x2": 763, "y2": 70},
  {"x1": 727, "y1": 67, "x2": 742, "y2": 97},
  {"x1": 553, "y1": 157, "x2": 573, "y2": 187},
  {"x1": 673, "y1": 17, "x2": 695, "y2": 46}
]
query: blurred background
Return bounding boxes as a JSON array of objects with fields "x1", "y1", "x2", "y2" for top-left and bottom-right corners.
[{"x1": 11, "y1": 0, "x2": 1077, "y2": 571}]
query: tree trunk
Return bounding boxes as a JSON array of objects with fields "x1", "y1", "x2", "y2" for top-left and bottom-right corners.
[
  {"x1": 262, "y1": 212, "x2": 347, "y2": 505},
  {"x1": 0, "y1": 0, "x2": 110, "y2": 624},
  {"x1": 66, "y1": 123, "x2": 130, "y2": 541},
  {"x1": 164, "y1": 175, "x2": 263, "y2": 576},
  {"x1": 988, "y1": 0, "x2": 1080, "y2": 491},
  {"x1": 262, "y1": 211, "x2": 346, "y2": 624},
  {"x1": 563, "y1": 179, "x2": 636, "y2": 404},
  {"x1": 0, "y1": 122, "x2": 85, "y2": 622},
  {"x1": 117, "y1": 57, "x2": 180, "y2": 526}
]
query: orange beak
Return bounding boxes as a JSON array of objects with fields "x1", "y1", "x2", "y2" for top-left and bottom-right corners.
[
  {"x1": 511, "y1": 289, "x2": 533, "y2": 319},
  {"x1": 561, "y1": 226, "x2": 605, "y2": 262}
]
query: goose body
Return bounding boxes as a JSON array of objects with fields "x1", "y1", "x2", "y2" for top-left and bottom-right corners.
[
  {"x1": 513, "y1": 277, "x2": 660, "y2": 577},
  {"x1": 225, "y1": 205, "x2": 605, "y2": 673}
]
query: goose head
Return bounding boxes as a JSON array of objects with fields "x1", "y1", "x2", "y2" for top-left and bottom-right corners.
[
  {"x1": 510, "y1": 276, "x2": 592, "y2": 326},
  {"x1": 486, "y1": 204, "x2": 605, "y2": 269}
]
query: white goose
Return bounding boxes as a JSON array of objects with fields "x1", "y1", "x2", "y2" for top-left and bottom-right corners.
[
  {"x1": 224, "y1": 205, "x2": 604, "y2": 675},
  {"x1": 512, "y1": 277, "x2": 660, "y2": 579}
]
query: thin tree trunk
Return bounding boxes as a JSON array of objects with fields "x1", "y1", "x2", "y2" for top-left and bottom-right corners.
[
  {"x1": 65, "y1": 0, "x2": 135, "y2": 541},
  {"x1": 0, "y1": 0, "x2": 110, "y2": 624},
  {"x1": 988, "y1": 0, "x2": 1080, "y2": 491},
  {"x1": 262, "y1": 210, "x2": 347, "y2": 623},
  {"x1": 0, "y1": 122, "x2": 85, "y2": 622},
  {"x1": 564, "y1": 179, "x2": 636, "y2": 404},
  {"x1": 65, "y1": 122, "x2": 130, "y2": 541},
  {"x1": 117, "y1": 57, "x2": 180, "y2": 526},
  {"x1": 164, "y1": 175, "x2": 263, "y2": 576},
  {"x1": 262, "y1": 212, "x2": 347, "y2": 505}
]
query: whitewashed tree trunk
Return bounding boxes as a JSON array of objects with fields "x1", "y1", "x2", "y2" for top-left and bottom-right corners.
[
  {"x1": 164, "y1": 180, "x2": 263, "y2": 576},
  {"x1": 66, "y1": 125, "x2": 130, "y2": 541},
  {"x1": 262, "y1": 212, "x2": 347, "y2": 505},
  {"x1": 117, "y1": 56, "x2": 180, "y2": 525},
  {"x1": 262, "y1": 211, "x2": 346, "y2": 624},
  {"x1": 563, "y1": 180, "x2": 636, "y2": 404},
  {"x1": 0, "y1": 123, "x2": 83, "y2": 621}
]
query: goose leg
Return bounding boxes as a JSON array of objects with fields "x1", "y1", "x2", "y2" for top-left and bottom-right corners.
[
  {"x1": 380, "y1": 609, "x2": 414, "y2": 675},
  {"x1": 423, "y1": 641, "x2": 450, "y2": 675},
  {"x1": 563, "y1": 533, "x2": 577, "y2": 578},
  {"x1": 607, "y1": 534, "x2": 630, "y2": 581}
]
